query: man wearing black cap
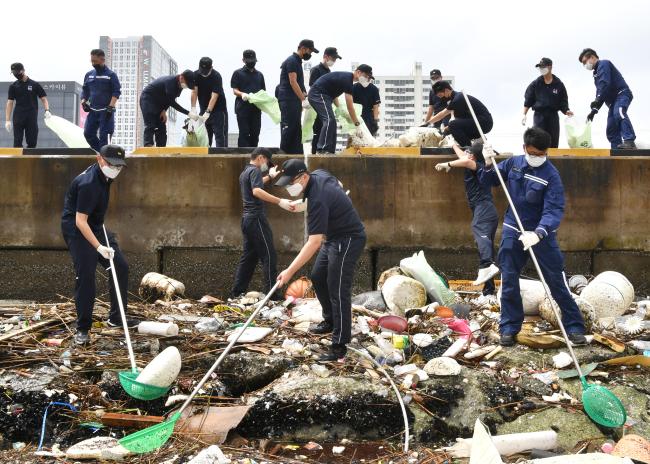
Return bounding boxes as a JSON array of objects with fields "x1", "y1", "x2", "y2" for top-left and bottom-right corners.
[
  {"x1": 139, "y1": 70, "x2": 197, "y2": 147},
  {"x1": 231, "y1": 148, "x2": 295, "y2": 298},
  {"x1": 353, "y1": 68, "x2": 381, "y2": 137},
  {"x1": 191, "y1": 57, "x2": 228, "y2": 148},
  {"x1": 231, "y1": 50, "x2": 266, "y2": 148},
  {"x1": 61, "y1": 145, "x2": 136, "y2": 345},
  {"x1": 522, "y1": 58, "x2": 573, "y2": 148},
  {"x1": 277, "y1": 39, "x2": 318, "y2": 154},
  {"x1": 422, "y1": 69, "x2": 450, "y2": 130},
  {"x1": 308, "y1": 47, "x2": 342, "y2": 154},
  {"x1": 5, "y1": 63, "x2": 50, "y2": 148},
  {"x1": 307, "y1": 65, "x2": 371, "y2": 153},
  {"x1": 275, "y1": 159, "x2": 366, "y2": 361},
  {"x1": 426, "y1": 81, "x2": 493, "y2": 147}
]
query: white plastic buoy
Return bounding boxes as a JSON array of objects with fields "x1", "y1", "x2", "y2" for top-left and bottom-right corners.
[
  {"x1": 138, "y1": 321, "x2": 179, "y2": 337},
  {"x1": 581, "y1": 271, "x2": 634, "y2": 319},
  {"x1": 135, "y1": 346, "x2": 182, "y2": 388}
]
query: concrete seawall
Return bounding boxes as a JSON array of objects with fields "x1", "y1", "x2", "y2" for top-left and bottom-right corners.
[{"x1": 1, "y1": 154, "x2": 649, "y2": 300}]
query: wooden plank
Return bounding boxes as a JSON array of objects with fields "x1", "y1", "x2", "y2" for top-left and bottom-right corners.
[
  {"x1": 0, "y1": 318, "x2": 72, "y2": 343},
  {"x1": 100, "y1": 412, "x2": 164, "y2": 428}
]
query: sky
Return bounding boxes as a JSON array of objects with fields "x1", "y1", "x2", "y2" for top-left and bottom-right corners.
[{"x1": 2, "y1": 0, "x2": 649, "y2": 151}]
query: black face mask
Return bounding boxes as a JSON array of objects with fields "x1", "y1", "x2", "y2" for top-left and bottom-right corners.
[
  {"x1": 244, "y1": 61, "x2": 256, "y2": 69},
  {"x1": 302, "y1": 53, "x2": 312, "y2": 61},
  {"x1": 12, "y1": 72, "x2": 23, "y2": 79},
  {"x1": 93, "y1": 64, "x2": 105, "y2": 71}
]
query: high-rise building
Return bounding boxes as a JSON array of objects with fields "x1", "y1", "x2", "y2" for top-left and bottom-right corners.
[
  {"x1": 368, "y1": 62, "x2": 454, "y2": 140},
  {"x1": 0, "y1": 81, "x2": 83, "y2": 148},
  {"x1": 99, "y1": 36, "x2": 178, "y2": 151}
]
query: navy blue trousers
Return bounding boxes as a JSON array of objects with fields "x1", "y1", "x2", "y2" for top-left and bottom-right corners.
[
  {"x1": 84, "y1": 110, "x2": 115, "y2": 152},
  {"x1": 231, "y1": 215, "x2": 278, "y2": 297},
  {"x1": 606, "y1": 90, "x2": 636, "y2": 147}
]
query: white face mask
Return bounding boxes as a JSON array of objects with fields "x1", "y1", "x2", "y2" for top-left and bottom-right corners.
[
  {"x1": 525, "y1": 153, "x2": 546, "y2": 168},
  {"x1": 326, "y1": 60, "x2": 335, "y2": 68},
  {"x1": 431, "y1": 77, "x2": 441, "y2": 84},
  {"x1": 286, "y1": 181, "x2": 304, "y2": 197},
  {"x1": 584, "y1": 62, "x2": 594, "y2": 71},
  {"x1": 358, "y1": 75, "x2": 370, "y2": 88},
  {"x1": 260, "y1": 162, "x2": 268, "y2": 173},
  {"x1": 101, "y1": 164, "x2": 122, "y2": 179},
  {"x1": 539, "y1": 67, "x2": 550, "y2": 76},
  {"x1": 180, "y1": 82, "x2": 188, "y2": 89}
]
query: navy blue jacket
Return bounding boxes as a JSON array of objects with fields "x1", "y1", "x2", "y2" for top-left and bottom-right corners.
[
  {"x1": 277, "y1": 53, "x2": 305, "y2": 101},
  {"x1": 309, "y1": 71, "x2": 354, "y2": 99},
  {"x1": 81, "y1": 66, "x2": 121, "y2": 109},
  {"x1": 593, "y1": 60, "x2": 631, "y2": 105},
  {"x1": 140, "y1": 75, "x2": 189, "y2": 114},
  {"x1": 478, "y1": 155, "x2": 565, "y2": 238},
  {"x1": 524, "y1": 75, "x2": 570, "y2": 114},
  {"x1": 61, "y1": 164, "x2": 111, "y2": 237}
]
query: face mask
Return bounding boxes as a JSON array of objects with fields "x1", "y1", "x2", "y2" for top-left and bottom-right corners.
[
  {"x1": 525, "y1": 152, "x2": 546, "y2": 168},
  {"x1": 584, "y1": 62, "x2": 594, "y2": 71},
  {"x1": 101, "y1": 164, "x2": 122, "y2": 179},
  {"x1": 180, "y1": 82, "x2": 188, "y2": 89},
  {"x1": 12, "y1": 71, "x2": 23, "y2": 79},
  {"x1": 260, "y1": 163, "x2": 268, "y2": 173},
  {"x1": 358, "y1": 76, "x2": 370, "y2": 88},
  {"x1": 539, "y1": 67, "x2": 550, "y2": 76},
  {"x1": 200, "y1": 70, "x2": 211, "y2": 77},
  {"x1": 303, "y1": 53, "x2": 312, "y2": 61},
  {"x1": 245, "y1": 61, "x2": 256, "y2": 69},
  {"x1": 326, "y1": 60, "x2": 335, "y2": 68},
  {"x1": 286, "y1": 181, "x2": 304, "y2": 197},
  {"x1": 431, "y1": 77, "x2": 441, "y2": 84},
  {"x1": 92, "y1": 64, "x2": 104, "y2": 71}
]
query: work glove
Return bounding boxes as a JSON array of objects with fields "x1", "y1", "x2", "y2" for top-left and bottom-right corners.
[
  {"x1": 290, "y1": 198, "x2": 308, "y2": 213},
  {"x1": 269, "y1": 166, "x2": 279, "y2": 179},
  {"x1": 482, "y1": 143, "x2": 497, "y2": 166},
  {"x1": 521, "y1": 113, "x2": 527, "y2": 126},
  {"x1": 189, "y1": 107, "x2": 199, "y2": 121},
  {"x1": 420, "y1": 122, "x2": 430, "y2": 127},
  {"x1": 241, "y1": 93, "x2": 250, "y2": 101},
  {"x1": 106, "y1": 105, "x2": 115, "y2": 115},
  {"x1": 586, "y1": 109, "x2": 598, "y2": 123},
  {"x1": 435, "y1": 162, "x2": 451, "y2": 173},
  {"x1": 354, "y1": 126, "x2": 364, "y2": 138},
  {"x1": 519, "y1": 231, "x2": 541, "y2": 251},
  {"x1": 199, "y1": 111, "x2": 210, "y2": 123},
  {"x1": 278, "y1": 199, "x2": 295, "y2": 212},
  {"x1": 97, "y1": 245, "x2": 115, "y2": 260},
  {"x1": 301, "y1": 99, "x2": 310, "y2": 109},
  {"x1": 5, "y1": 121, "x2": 11, "y2": 132},
  {"x1": 44, "y1": 110, "x2": 52, "y2": 119},
  {"x1": 82, "y1": 101, "x2": 90, "y2": 112},
  {"x1": 590, "y1": 100, "x2": 604, "y2": 111}
]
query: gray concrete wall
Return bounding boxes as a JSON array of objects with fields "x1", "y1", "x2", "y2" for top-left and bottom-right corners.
[{"x1": 1, "y1": 154, "x2": 649, "y2": 300}]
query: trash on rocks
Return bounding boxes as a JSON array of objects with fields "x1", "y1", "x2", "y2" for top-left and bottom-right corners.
[
  {"x1": 199, "y1": 295, "x2": 223, "y2": 305},
  {"x1": 381, "y1": 275, "x2": 427, "y2": 316},
  {"x1": 412, "y1": 333, "x2": 434, "y2": 347},
  {"x1": 393, "y1": 363, "x2": 418, "y2": 376},
  {"x1": 178, "y1": 406, "x2": 250, "y2": 446},
  {"x1": 581, "y1": 271, "x2": 635, "y2": 319},
  {"x1": 497, "y1": 279, "x2": 545, "y2": 315},
  {"x1": 516, "y1": 333, "x2": 565, "y2": 349},
  {"x1": 593, "y1": 333, "x2": 626, "y2": 352},
  {"x1": 424, "y1": 357, "x2": 461, "y2": 376},
  {"x1": 539, "y1": 295, "x2": 597, "y2": 332},
  {"x1": 469, "y1": 418, "x2": 503, "y2": 464},
  {"x1": 66, "y1": 436, "x2": 128, "y2": 460},
  {"x1": 378, "y1": 314, "x2": 408, "y2": 333},
  {"x1": 138, "y1": 321, "x2": 179, "y2": 336},
  {"x1": 568, "y1": 275, "x2": 589, "y2": 294},
  {"x1": 442, "y1": 337, "x2": 469, "y2": 357},
  {"x1": 281, "y1": 338, "x2": 305, "y2": 355},
  {"x1": 310, "y1": 364, "x2": 330, "y2": 378},
  {"x1": 398, "y1": 126, "x2": 444, "y2": 147},
  {"x1": 187, "y1": 445, "x2": 231, "y2": 464},
  {"x1": 139, "y1": 272, "x2": 186, "y2": 302},
  {"x1": 400, "y1": 251, "x2": 458, "y2": 305},
  {"x1": 304, "y1": 441, "x2": 323, "y2": 451},
  {"x1": 332, "y1": 445, "x2": 346, "y2": 454},
  {"x1": 532, "y1": 371, "x2": 559, "y2": 385},
  {"x1": 532, "y1": 455, "x2": 635, "y2": 463},
  {"x1": 135, "y1": 346, "x2": 182, "y2": 388},
  {"x1": 377, "y1": 267, "x2": 404, "y2": 290},
  {"x1": 195, "y1": 316, "x2": 225, "y2": 332},
  {"x1": 629, "y1": 340, "x2": 650, "y2": 351},
  {"x1": 290, "y1": 299, "x2": 325, "y2": 323},
  {"x1": 464, "y1": 344, "x2": 498, "y2": 360},
  {"x1": 445, "y1": 429, "x2": 558, "y2": 458},
  {"x1": 285, "y1": 277, "x2": 316, "y2": 300},
  {"x1": 612, "y1": 434, "x2": 650, "y2": 463},
  {"x1": 552, "y1": 351, "x2": 573, "y2": 369}
]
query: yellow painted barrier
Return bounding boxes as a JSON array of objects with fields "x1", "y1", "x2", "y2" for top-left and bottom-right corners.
[
  {"x1": 549, "y1": 148, "x2": 610, "y2": 157},
  {"x1": 131, "y1": 147, "x2": 208, "y2": 156},
  {"x1": 340, "y1": 146, "x2": 421, "y2": 157},
  {"x1": 0, "y1": 148, "x2": 23, "y2": 156}
]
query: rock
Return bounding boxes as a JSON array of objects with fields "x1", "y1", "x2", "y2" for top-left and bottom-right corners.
[
  {"x1": 612, "y1": 434, "x2": 650, "y2": 463},
  {"x1": 187, "y1": 445, "x2": 231, "y2": 464},
  {"x1": 377, "y1": 267, "x2": 404, "y2": 290},
  {"x1": 237, "y1": 371, "x2": 411, "y2": 441},
  {"x1": 66, "y1": 436, "x2": 121, "y2": 460},
  {"x1": 539, "y1": 296, "x2": 597, "y2": 332},
  {"x1": 608, "y1": 386, "x2": 650, "y2": 439},
  {"x1": 351, "y1": 291, "x2": 387, "y2": 312},
  {"x1": 497, "y1": 407, "x2": 604, "y2": 451},
  {"x1": 423, "y1": 357, "x2": 461, "y2": 376},
  {"x1": 381, "y1": 275, "x2": 427, "y2": 316},
  {"x1": 213, "y1": 351, "x2": 292, "y2": 396}
]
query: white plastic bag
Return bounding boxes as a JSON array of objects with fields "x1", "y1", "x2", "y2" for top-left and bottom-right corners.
[
  {"x1": 44, "y1": 115, "x2": 90, "y2": 148},
  {"x1": 565, "y1": 117, "x2": 593, "y2": 148},
  {"x1": 400, "y1": 251, "x2": 458, "y2": 305}
]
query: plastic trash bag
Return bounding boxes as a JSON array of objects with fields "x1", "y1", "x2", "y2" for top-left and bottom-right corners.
[
  {"x1": 400, "y1": 251, "x2": 458, "y2": 306},
  {"x1": 335, "y1": 102, "x2": 363, "y2": 133},
  {"x1": 181, "y1": 119, "x2": 209, "y2": 147},
  {"x1": 399, "y1": 127, "x2": 444, "y2": 147},
  {"x1": 301, "y1": 107, "x2": 318, "y2": 143},
  {"x1": 248, "y1": 90, "x2": 281, "y2": 124},
  {"x1": 44, "y1": 115, "x2": 90, "y2": 148},
  {"x1": 565, "y1": 117, "x2": 593, "y2": 148}
]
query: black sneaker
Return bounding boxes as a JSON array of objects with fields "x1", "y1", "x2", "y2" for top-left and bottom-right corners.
[
  {"x1": 568, "y1": 333, "x2": 588, "y2": 346},
  {"x1": 107, "y1": 318, "x2": 139, "y2": 329},
  {"x1": 310, "y1": 321, "x2": 333, "y2": 334},
  {"x1": 500, "y1": 333, "x2": 517, "y2": 347},
  {"x1": 616, "y1": 140, "x2": 637, "y2": 149},
  {"x1": 318, "y1": 344, "x2": 347, "y2": 362},
  {"x1": 74, "y1": 330, "x2": 90, "y2": 345}
]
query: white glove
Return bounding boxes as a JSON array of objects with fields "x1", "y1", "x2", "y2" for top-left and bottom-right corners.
[
  {"x1": 290, "y1": 198, "x2": 308, "y2": 213},
  {"x1": 355, "y1": 126, "x2": 364, "y2": 137},
  {"x1": 4, "y1": 121, "x2": 11, "y2": 132},
  {"x1": 482, "y1": 143, "x2": 497, "y2": 166},
  {"x1": 435, "y1": 162, "x2": 451, "y2": 173},
  {"x1": 302, "y1": 99, "x2": 310, "y2": 109},
  {"x1": 241, "y1": 93, "x2": 249, "y2": 102},
  {"x1": 278, "y1": 199, "x2": 295, "y2": 212},
  {"x1": 44, "y1": 110, "x2": 52, "y2": 119},
  {"x1": 97, "y1": 245, "x2": 115, "y2": 260},
  {"x1": 519, "y1": 231, "x2": 540, "y2": 251},
  {"x1": 521, "y1": 113, "x2": 527, "y2": 126},
  {"x1": 189, "y1": 107, "x2": 199, "y2": 121},
  {"x1": 199, "y1": 111, "x2": 210, "y2": 123},
  {"x1": 269, "y1": 166, "x2": 279, "y2": 179}
]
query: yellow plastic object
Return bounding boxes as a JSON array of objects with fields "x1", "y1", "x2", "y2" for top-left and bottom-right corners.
[
  {"x1": 548, "y1": 148, "x2": 611, "y2": 157},
  {"x1": 131, "y1": 147, "x2": 208, "y2": 155},
  {"x1": 0, "y1": 148, "x2": 24, "y2": 156}
]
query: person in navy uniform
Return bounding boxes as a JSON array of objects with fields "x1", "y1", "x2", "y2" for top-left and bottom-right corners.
[
  {"x1": 352, "y1": 68, "x2": 381, "y2": 137},
  {"x1": 522, "y1": 57, "x2": 573, "y2": 148},
  {"x1": 139, "y1": 70, "x2": 197, "y2": 147},
  {"x1": 307, "y1": 65, "x2": 371, "y2": 153},
  {"x1": 5, "y1": 63, "x2": 51, "y2": 148},
  {"x1": 277, "y1": 39, "x2": 318, "y2": 154},
  {"x1": 435, "y1": 141, "x2": 500, "y2": 295},
  {"x1": 422, "y1": 69, "x2": 450, "y2": 130},
  {"x1": 579, "y1": 48, "x2": 636, "y2": 149},
  {"x1": 192, "y1": 57, "x2": 228, "y2": 147},
  {"x1": 61, "y1": 145, "x2": 136, "y2": 345},
  {"x1": 478, "y1": 127, "x2": 587, "y2": 347},
  {"x1": 231, "y1": 50, "x2": 266, "y2": 148},
  {"x1": 309, "y1": 47, "x2": 341, "y2": 153},
  {"x1": 230, "y1": 148, "x2": 294, "y2": 299},
  {"x1": 81, "y1": 49, "x2": 121, "y2": 152},
  {"x1": 275, "y1": 159, "x2": 366, "y2": 361},
  {"x1": 426, "y1": 81, "x2": 493, "y2": 146}
]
